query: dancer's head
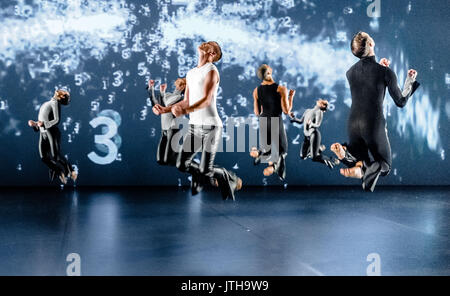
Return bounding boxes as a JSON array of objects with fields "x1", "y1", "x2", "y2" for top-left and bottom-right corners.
[
  {"x1": 351, "y1": 31, "x2": 375, "y2": 58},
  {"x1": 198, "y1": 41, "x2": 222, "y2": 63},
  {"x1": 257, "y1": 64, "x2": 273, "y2": 82},
  {"x1": 54, "y1": 89, "x2": 70, "y2": 105},
  {"x1": 174, "y1": 78, "x2": 187, "y2": 92},
  {"x1": 316, "y1": 99, "x2": 328, "y2": 111}
]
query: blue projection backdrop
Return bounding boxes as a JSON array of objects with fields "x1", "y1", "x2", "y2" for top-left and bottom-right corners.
[{"x1": 0, "y1": 0, "x2": 448, "y2": 186}]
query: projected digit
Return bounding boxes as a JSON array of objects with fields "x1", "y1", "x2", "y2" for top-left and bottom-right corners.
[{"x1": 88, "y1": 116, "x2": 119, "y2": 165}]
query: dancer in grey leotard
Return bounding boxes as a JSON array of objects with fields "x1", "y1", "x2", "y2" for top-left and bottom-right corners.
[
  {"x1": 28, "y1": 90, "x2": 77, "y2": 184},
  {"x1": 148, "y1": 78, "x2": 185, "y2": 166},
  {"x1": 290, "y1": 99, "x2": 337, "y2": 169}
]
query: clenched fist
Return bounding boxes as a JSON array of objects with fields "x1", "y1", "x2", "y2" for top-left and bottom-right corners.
[
  {"x1": 379, "y1": 58, "x2": 390, "y2": 67},
  {"x1": 289, "y1": 89, "x2": 296, "y2": 98},
  {"x1": 172, "y1": 105, "x2": 184, "y2": 117},
  {"x1": 408, "y1": 69, "x2": 418, "y2": 80}
]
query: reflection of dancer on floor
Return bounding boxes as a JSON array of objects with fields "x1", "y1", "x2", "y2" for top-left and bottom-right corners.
[
  {"x1": 28, "y1": 90, "x2": 77, "y2": 184},
  {"x1": 331, "y1": 32, "x2": 420, "y2": 192},
  {"x1": 290, "y1": 99, "x2": 338, "y2": 169},
  {"x1": 148, "y1": 78, "x2": 186, "y2": 166},
  {"x1": 153, "y1": 41, "x2": 242, "y2": 200},
  {"x1": 250, "y1": 64, "x2": 295, "y2": 180}
]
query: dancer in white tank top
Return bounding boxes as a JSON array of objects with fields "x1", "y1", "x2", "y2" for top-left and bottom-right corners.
[
  {"x1": 186, "y1": 62, "x2": 222, "y2": 127},
  {"x1": 153, "y1": 41, "x2": 242, "y2": 201}
]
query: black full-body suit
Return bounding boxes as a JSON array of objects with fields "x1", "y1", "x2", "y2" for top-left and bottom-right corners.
[{"x1": 344, "y1": 55, "x2": 420, "y2": 191}]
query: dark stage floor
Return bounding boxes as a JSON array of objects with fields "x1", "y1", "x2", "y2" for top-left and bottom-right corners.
[{"x1": 0, "y1": 186, "x2": 448, "y2": 276}]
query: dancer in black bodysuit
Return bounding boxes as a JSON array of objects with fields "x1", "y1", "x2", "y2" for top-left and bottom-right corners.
[
  {"x1": 331, "y1": 32, "x2": 420, "y2": 192},
  {"x1": 250, "y1": 64, "x2": 295, "y2": 180},
  {"x1": 28, "y1": 90, "x2": 77, "y2": 184},
  {"x1": 148, "y1": 78, "x2": 185, "y2": 166},
  {"x1": 290, "y1": 99, "x2": 337, "y2": 169}
]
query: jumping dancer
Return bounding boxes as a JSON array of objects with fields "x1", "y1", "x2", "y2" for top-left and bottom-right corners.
[
  {"x1": 250, "y1": 64, "x2": 295, "y2": 180},
  {"x1": 148, "y1": 78, "x2": 186, "y2": 166},
  {"x1": 290, "y1": 99, "x2": 337, "y2": 169},
  {"x1": 153, "y1": 41, "x2": 242, "y2": 200},
  {"x1": 331, "y1": 32, "x2": 420, "y2": 192},
  {"x1": 28, "y1": 90, "x2": 77, "y2": 184}
]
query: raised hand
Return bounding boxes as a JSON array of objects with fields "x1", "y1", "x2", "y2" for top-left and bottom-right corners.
[
  {"x1": 289, "y1": 89, "x2": 296, "y2": 98},
  {"x1": 408, "y1": 69, "x2": 418, "y2": 80},
  {"x1": 379, "y1": 58, "x2": 390, "y2": 67},
  {"x1": 148, "y1": 79, "x2": 155, "y2": 88},
  {"x1": 160, "y1": 83, "x2": 167, "y2": 93}
]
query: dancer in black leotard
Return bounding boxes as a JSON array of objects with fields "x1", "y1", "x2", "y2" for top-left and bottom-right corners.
[
  {"x1": 290, "y1": 99, "x2": 337, "y2": 169},
  {"x1": 250, "y1": 64, "x2": 295, "y2": 180},
  {"x1": 148, "y1": 78, "x2": 185, "y2": 166},
  {"x1": 331, "y1": 32, "x2": 420, "y2": 192},
  {"x1": 28, "y1": 90, "x2": 77, "y2": 185}
]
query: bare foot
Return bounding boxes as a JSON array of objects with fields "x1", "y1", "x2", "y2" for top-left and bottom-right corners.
[
  {"x1": 330, "y1": 143, "x2": 346, "y2": 160},
  {"x1": 250, "y1": 147, "x2": 259, "y2": 158},
  {"x1": 71, "y1": 171, "x2": 78, "y2": 182},
  {"x1": 236, "y1": 178, "x2": 243, "y2": 191},
  {"x1": 340, "y1": 162, "x2": 363, "y2": 179},
  {"x1": 263, "y1": 162, "x2": 275, "y2": 176}
]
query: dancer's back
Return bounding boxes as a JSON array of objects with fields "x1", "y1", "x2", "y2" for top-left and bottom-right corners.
[
  {"x1": 257, "y1": 83, "x2": 282, "y2": 117},
  {"x1": 346, "y1": 56, "x2": 388, "y2": 126},
  {"x1": 346, "y1": 55, "x2": 418, "y2": 131}
]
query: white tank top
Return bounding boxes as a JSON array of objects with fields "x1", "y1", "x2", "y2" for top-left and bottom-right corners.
[{"x1": 186, "y1": 62, "x2": 222, "y2": 126}]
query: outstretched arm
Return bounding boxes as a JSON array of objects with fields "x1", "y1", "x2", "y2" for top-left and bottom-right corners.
[
  {"x1": 385, "y1": 67, "x2": 420, "y2": 108},
  {"x1": 290, "y1": 111, "x2": 304, "y2": 124}
]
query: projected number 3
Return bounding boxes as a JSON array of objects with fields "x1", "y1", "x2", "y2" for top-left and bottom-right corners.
[{"x1": 88, "y1": 116, "x2": 119, "y2": 165}]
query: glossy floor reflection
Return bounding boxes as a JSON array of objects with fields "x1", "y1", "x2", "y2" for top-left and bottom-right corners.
[{"x1": 0, "y1": 186, "x2": 448, "y2": 275}]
